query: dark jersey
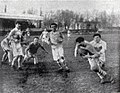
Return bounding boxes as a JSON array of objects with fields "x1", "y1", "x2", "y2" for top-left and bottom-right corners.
[{"x1": 27, "y1": 42, "x2": 44, "y2": 54}]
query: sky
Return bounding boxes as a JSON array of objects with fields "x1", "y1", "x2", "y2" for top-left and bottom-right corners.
[{"x1": 0, "y1": 0, "x2": 120, "y2": 15}]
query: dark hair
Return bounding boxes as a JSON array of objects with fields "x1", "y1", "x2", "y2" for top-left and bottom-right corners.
[
  {"x1": 50, "y1": 23, "x2": 57, "y2": 28},
  {"x1": 34, "y1": 36, "x2": 39, "y2": 39},
  {"x1": 75, "y1": 37, "x2": 84, "y2": 43},
  {"x1": 15, "y1": 21, "x2": 21, "y2": 25},
  {"x1": 93, "y1": 33, "x2": 101, "y2": 38}
]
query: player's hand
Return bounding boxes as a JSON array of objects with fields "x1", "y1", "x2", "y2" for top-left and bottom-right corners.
[{"x1": 82, "y1": 54, "x2": 91, "y2": 58}]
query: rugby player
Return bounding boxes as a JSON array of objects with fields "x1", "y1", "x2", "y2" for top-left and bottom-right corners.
[
  {"x1": 49, "y1": 23, "x2": 70, "y2": 72},
  {"x1": 74, "y1": 37, "x2": 114, "y2": 84},
  {"x1": 7, "y1": 21, "x2": 24, "y2": 70},
  {"x1": 90, "y1": 33, "x2": 107, "y2": 68},
  {"x1": 39, "y1": 28, "x2": 49, "y2": 45},
  {"x1": 23, "y1": 37, "x2": 48, "y2": 65}
]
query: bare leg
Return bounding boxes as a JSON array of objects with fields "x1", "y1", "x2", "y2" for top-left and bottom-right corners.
[
  {"x1": 33, "y1": 56, "x2": 38, "y2": 65},
  {"x1": 2, "y1": 51, "x2": 8, "y2": 62},
  {"x1": 18, "y1": 55, "x2": 23, "y2": 68},
  {"x1": 11, "y1": 56, "x2": 18, "y2": 67},
  {"x1": 7, "y1": 51, "x2": 12, "y2": 64}
]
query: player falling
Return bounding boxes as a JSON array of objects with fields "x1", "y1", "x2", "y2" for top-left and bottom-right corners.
[{"x1": 74, "y1": 37, "x2": 114, "y2": 84}]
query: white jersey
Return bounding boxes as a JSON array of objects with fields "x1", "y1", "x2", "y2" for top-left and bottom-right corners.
[
  {"x1": 42, "y1": 31, "x2": 48, "y2": 39},
  {"x1": 7, "y1": 28, "x2": 24, "y2": 57},
  {"x1": 39, "y1": 30, "x2": 49, "y2": 44},
  {"x1": 90, "y1": 40, "x2": 107, "y2": 53},
  {"x1": 90, "y1": 39, "x2": 107, "y2": 62},
  {"x1": 7, "y1": 28, "x2": 22, "y2": 43},
  {"x1": 49, "y1": 31, "x2": 63, "y2": 46}
]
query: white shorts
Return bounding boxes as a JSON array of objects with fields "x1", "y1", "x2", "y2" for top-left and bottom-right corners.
[
  {"x1": 51, "y1": 45, "x2": 64, "y2": 61},
  {"x1": 99, "y1": 53, "x2": 106, "y2": 62},
  {"x1": 11, "y1": 41, "x2": 24, "y2": 57}
]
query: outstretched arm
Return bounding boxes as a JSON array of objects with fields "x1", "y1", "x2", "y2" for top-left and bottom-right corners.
[
  {"x1": 39, "y1": 44, "x2": 49, "y2": 54},
  {"x1": 74, "y1": 43, "x2": 79, "y2": 57},
  {"x1": 7, "y1": 30, "x2": 15, "y2": 40}
]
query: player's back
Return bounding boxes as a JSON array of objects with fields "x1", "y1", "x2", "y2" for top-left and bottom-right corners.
[{"x1": 1, "y1": 38, "x2": 8, "y2": 47}]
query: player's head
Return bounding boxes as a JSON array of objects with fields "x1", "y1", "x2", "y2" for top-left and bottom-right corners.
[
  {"x1": 15, "y1": 21, "x2": 21, "y2": 29},
  {"x1": 76, "y1": 37, "x2": 85, "y2": 44},
  {"x1": 93, "y1": 33, "x2": 101, "y2": 43},
  {"x1": 33, "y1": 37, "x2": 39, "y2": 44},
  {"x1": 50, "y1": 23, "x2": 57, "y2": 31}
]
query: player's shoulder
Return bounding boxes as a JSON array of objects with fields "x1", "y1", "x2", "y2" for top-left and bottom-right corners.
[
  {"x1": 29, "y1": 42, "x2": 34, "y2": 45},
  {"x1": 10, "y1": 28, "x2": 17, "y2": 34},
  {"x1": 11, "y1": 28, "x2": 15, "y2": 31},
  {"x1": 100, "y1": 40, "x2": 106, "y2": 44}
]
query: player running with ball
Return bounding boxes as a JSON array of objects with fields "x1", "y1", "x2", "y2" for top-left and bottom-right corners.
[
  {"x1": 74, "y1": 37, "x2": 114, "y2": 84},
  {"x1": 49, "y1": 23, "x2": 70, "y2": 72}
]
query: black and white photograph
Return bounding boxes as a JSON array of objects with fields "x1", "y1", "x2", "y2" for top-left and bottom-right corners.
[{"x1": 0, "y1": 0, "x2": 119, "y2": 93}]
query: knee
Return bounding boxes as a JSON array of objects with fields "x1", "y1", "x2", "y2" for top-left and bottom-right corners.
[
  {"x1": 61, "y1": 56, "x2": 65, "y2": 60},
  {"x1": 24, "y1": 55, "x2": 28, "y2": 60},
  {"x1": 59, "y1": 56, "x2": 65, "y2": 63},
  {"x1": 91, "y1": 66, "x2": 99, "y2": 72}
]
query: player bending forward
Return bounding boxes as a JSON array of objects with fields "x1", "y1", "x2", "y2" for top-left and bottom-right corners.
[
  {"x1": 23, "y1": 37, "x2": 48, "y2": 65},
  {"x1": 74, "y1": 37, "x2": 114, "y2": 84},
  {"x1": 49, "y1": 23, "x2": 70, "y2": 72}
]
